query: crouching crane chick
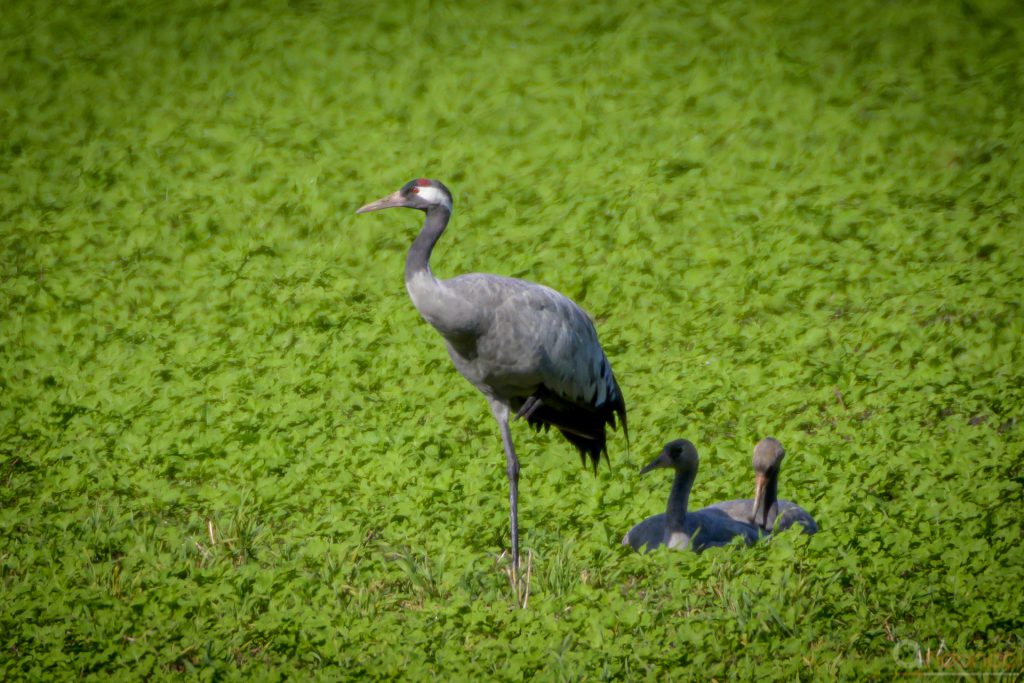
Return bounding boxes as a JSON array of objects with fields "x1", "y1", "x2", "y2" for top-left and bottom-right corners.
[
  {"x1": 622, "y1": 440, "x2": 759, "y2": 553},
  {"x1": 704, "y1": 437, "x2": 818, "y2": 535}
]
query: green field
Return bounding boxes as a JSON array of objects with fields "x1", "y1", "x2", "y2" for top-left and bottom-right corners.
[{"x1": 3, "y1": 0, "x2": 1023, "y2": 678}]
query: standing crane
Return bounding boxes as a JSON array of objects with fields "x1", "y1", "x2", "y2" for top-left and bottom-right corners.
[{"x1": 356, "y1": 178, "x2": 627, "y2": 582}]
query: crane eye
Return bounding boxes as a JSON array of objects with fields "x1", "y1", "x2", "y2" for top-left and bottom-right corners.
[{"x1": 409, "y1": 187, "x2": 420, "y2": 194}]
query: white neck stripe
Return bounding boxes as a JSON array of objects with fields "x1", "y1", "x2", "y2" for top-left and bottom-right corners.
[{"x1": 418, "y1": 186, "x2": 451, "y2": 210}]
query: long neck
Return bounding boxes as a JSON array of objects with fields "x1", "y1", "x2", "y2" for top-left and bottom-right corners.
[
  {"x1": 404, "y1": 206, "x2": 450, "y2": 285},
  {"x1": 753, "y1": 470, "x2": 780, "y2": 527},
  {"x1": 763, "y1": 471, "x2": 780, "y2": 521},
  {"x1": 665, "y1": 469, "x2": 694, "y2": 534}
]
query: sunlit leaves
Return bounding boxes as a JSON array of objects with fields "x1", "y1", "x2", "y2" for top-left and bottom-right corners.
[{"x1": 2, "y1": 0, "x2": 1023, "y2": 678}]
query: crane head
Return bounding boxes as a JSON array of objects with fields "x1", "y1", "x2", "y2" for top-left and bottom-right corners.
[
  {"x1": 640, "y1": 439, "x2": 699, "y2": 475},
  {"x1": 356, "y1": 178, "x2": 453, "y2": 214},
  {"x1": 751, "y1": 437, "x2": 785, "y2": 476},
  {"x1": 751, "y1": 437, "x2": 784, "y2": 530}
]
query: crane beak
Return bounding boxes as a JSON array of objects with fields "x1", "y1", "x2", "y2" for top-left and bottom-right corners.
[
  {"x1": 751, "y1": 472, "x2": 768, "y2": 530},
  {"x1": 356, "y1": 190, "x2": 406, "y2": 214},
  {"x1": 639, "y1": 451, "x2": 670, "y2": 475}
]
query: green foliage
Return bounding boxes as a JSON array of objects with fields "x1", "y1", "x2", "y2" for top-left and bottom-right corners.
[{"x1": 2, "y1": 0, "x2": 1022, "y2": 678}]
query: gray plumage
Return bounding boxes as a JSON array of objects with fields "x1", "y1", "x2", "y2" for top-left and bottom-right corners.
[
  {"x1": 703, "y1": 437, "x2": 818, "y2": 535},
  {"x1": 622, "y1": 440, "x2": 759, "y2": 553},
  {"x1": 357, "y1": 179, "x2": 627, "y2": 575}
]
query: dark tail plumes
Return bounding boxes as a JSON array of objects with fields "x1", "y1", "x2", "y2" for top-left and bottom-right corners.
[{"x1": 514, "y1": 384, "x2": 628, "y2": 473}]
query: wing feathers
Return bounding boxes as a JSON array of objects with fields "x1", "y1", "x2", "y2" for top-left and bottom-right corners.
[{"x1": 441, "y1": 274, "x2": 628, "y2": 468}]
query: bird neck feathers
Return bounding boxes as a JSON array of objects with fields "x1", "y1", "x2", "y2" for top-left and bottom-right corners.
[
  {"x1": 405, "y1": 205, "x2": 450, "y2": 285},
  {"x1": 664, "y1": 471, "x2": 693, "y2": 536}
]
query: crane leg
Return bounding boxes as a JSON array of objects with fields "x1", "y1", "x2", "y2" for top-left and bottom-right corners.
[{"x1": 492, "y1": 404, "x2": 521, "y2": 582}]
